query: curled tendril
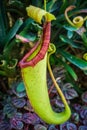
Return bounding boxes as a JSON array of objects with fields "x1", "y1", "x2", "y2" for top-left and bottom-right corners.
[
  {"x1": 7, "y1": 59, "x2": 18, "y2": 69},
  {"x1": 65, "y1": 5, "x2": 87, "y2": 28},
  {"x1": 64, "y1": 5, "x2": 76, "y2": 27},
  {"x1": 48, "y1": 43, "x2": 56, "y2": 54},
  {"x1": 47, "y1": 43, "x2": 69, "y2": 107},
  {"x1": 73, "y1": 16, "x2": 84, "y2": 28},
  {"x1": 0, "y1": 60, "x2": 6, "y2": 67},
  {"x1": 0, "y1": 59, "x2": 18, "y2": 69},
  {"x1": 83, "y1": 53, "x2": 87, "y2": 61}
]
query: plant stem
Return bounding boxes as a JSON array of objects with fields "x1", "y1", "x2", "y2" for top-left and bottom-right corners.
[
  {"x1": 44, "y1": 0, "x2": 46, "y2": 11},
  {"x1": 47, "y1": 43, "x2": 68, "y2": 106},
  {"x1": 64, "y1": 5, "x2": 76, "y2": 27}
]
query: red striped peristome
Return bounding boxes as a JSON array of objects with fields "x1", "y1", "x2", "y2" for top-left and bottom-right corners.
[
  {"x1": 19, "y1": 39, "x2": 41, "y2": 68},
  {"x1": 19, "y1": 22, "x2": 51, "y2": 68}
]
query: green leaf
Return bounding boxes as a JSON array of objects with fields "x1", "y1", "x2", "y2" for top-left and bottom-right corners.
[
  {"x1": 3, "y1": 19, "x2": 23, "y2": 48},
  {"x1": 65, "y1": 73, "x2": 83, "y2": 94},
  {"x1": 31, "y1": 22, "x2": 42, "y2": 31},
  {"x1": 83, "y1": 70, "x2": 87, "y2": 75},
  {"x1": 81, "y1": 33, "x2": 87, "y2": 47},
  {"x1": 46, "y1": 0, "x2": 58, "y2": 12},
  {"x1": 17, "y1": 19, "x2": 38, "y2": 41},
  {"x1": 63, "y1": 25, "x2": 77, "y2": 31},
  {"x1": 3, "y1": 19, "x2": 33, "y2": 57},
  {"x1": 60, "y1": 35, "x2": 84, "y2": 49},
  {"x1": 59, "y1": 0, "x2": 68, "y2": 13},
  {"x1": 0, "y1": 70, "x2": 7, "y2": 76},
  {"x1": 32, "y1": 0, "x2": 42, "y2": 7},
  {"x1": 14, "y1": 19, "x2": 33, "y2": 35},
  {"x1": 67, "y1": 30, "x2": 73, "y2": 39},
  {"x1": 58, "y1": 59, "x2": 78, "y2": 81},
  {"x1": 9, "y1": 0, "x2": 24, "y2": 9},
  {"x1": 25, "y1": 33, "x2": 36, "y2": 41},
  {"x1": 58, "y1": 50, "x2": 87, "y2": 71},
  {"x1": 16, "y1": 82, "x2": 25, "y2": 93},
  {"x1": 86, "y1": 20, "x2": 87, "y2": 28},
  {"x1": 0, "y1": 1, "x2": 6, "y2": 45}
]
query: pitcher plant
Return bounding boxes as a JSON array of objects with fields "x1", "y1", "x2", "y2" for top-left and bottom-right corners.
[{"x1": 19, "y1": 5, "x2": 71, "y2": 124}]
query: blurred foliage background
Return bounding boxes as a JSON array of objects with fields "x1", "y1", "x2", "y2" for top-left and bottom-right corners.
[
  {"x1": 0, "y1": 0, "x2": 87, "y2": 89},
  {"x1": 0, "y1": 0, "x2": 87, "y2": 129}
]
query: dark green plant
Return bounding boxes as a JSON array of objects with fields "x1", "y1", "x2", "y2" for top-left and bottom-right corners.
[
  {"x1": 0, "y1": 0, "x2": 87, "y2": 129},
  {"x1": 0, "y1": 0, "x2": 42, "y2": 79}
]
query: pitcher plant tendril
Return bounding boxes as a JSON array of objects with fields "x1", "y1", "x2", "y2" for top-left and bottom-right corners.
[
  {"x1": 65, "y1": 5, "x2": 87, "y2": 28},
  {"x1": 19, "y1": 5, "x2": 71, "y2": 124},
  {"x1": 47, "y1": 44, "x2": 69, "y2": 107},
  {"x1": 83, "y1": 53, "x2": 87, "y2": 61}
]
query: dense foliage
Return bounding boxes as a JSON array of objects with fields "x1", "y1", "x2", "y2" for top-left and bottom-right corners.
[{"x1": 0, "y1": 0, "x2": 87, "y2": 129}]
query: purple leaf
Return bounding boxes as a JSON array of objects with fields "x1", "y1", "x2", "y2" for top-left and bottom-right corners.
[
  {"x1": 63, "y1": 83, "x2": 73, "y2": 89},
  {"x1": 22, "y1": 113, "x2": 40, "y2": 124},
  {"x1": 67, "y1": 123, "x2": 77, "y2": 130},
  {"x1": 48, "y1": 125, "x2": 58, "y2": 130},
  {"x1": 0, "y1": 110, "x2": 5, "y2": 121},
  {"x1": 63, "y1": 88, "x2": 78, "y2": 100},
  {"x1": 15, "y1": 91, "x2": 26, "y2": 98},
  {"x1": 3, "y1": 104, "x2": 17, "y2": 118},
  {"x1": 80, "y1": 108, "x2": 87, "y2": 119},
  {"x1": 26, "y1": 100, "x2": 33, "y2": 111},
  {"x1": 55, "y1": 98, "x2": 64, "y2": 108},
  {"x1": 10, "y1": 118, "x2": 24, "y2": 130},
  {"x1": 60, "y1": 122, "x2": 69, "y2": 130},
  {"x1": 34, "y1": 124, "x2": 47, "y2": 130},
  {"x1": 78, "y1": 126, "x2": 87, "y2": 130},
  {"x1": 51, "y1": 98, "x2": 64, "y2": 113},
  {"x1": 62, "y1": 83, "x2": 78, "y2": 99},
  {"x1": 73, "y1": 104, "x2": 82, "y2": 112},
  {"x1": 81, "y1": 91, "x2": 87, "y2": 104},
  {"x1": 60, "y1": 122, "x2": 77, "y2": 130},
  {"x1": 14, "y1": 112, "x2": 22, "y2": 121},
  {"x1": 71, "y1": 113, "x2": 80, "y2": 124},
  {"x1": 55, "y1": 96, "x2": 70, "y2": 108},
  {"x1": 12, "y1": 97, "x2": 26, "y2": 108},
  {"x1": 0, "y1": 121, "x2": 11, "y2": 130},
  {"x1": 83, "y1": 119, "x2": 87, "y2": 125}
]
